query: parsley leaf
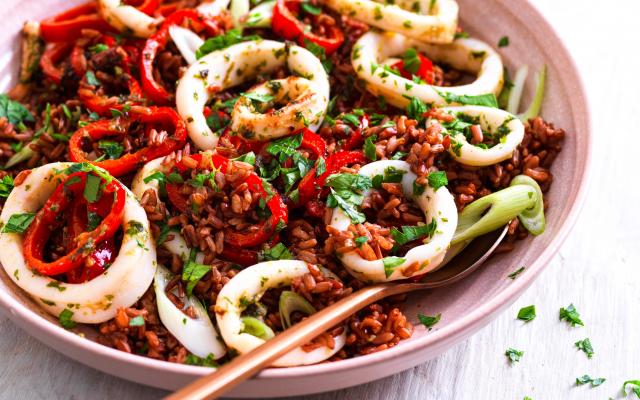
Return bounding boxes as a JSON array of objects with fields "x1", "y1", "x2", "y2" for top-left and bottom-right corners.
[
  {"x1": 325, "y1": 173, "x2": 372, "y2": 191},
  {"x1": 498, "y1": 36, "x2": 510, "y2": 47},
  {"x1": 242, "y1": 92, "x2": 275, "y2": 104},
  {"x1": 576, "y1": 375, "x2": 606, "y2": 387},
  {"x1": 516, "y1": 305, "x2": 536, "y2": 322},
  {"x1": 575, "y1": 338, "x2": 594, "y2": 359},
  {"x1": 196, "y1": 29, "x2": 261, "y2": 59},
  {"x1": 301, "y1": 2, "x2": 322, "y2": 15},
  {"x1": 435, "y1": 90, "x2": 499, "y2": 108},
  {"x1": 382, "y1": 256, "x2": 405, "y2": 278},
  {"x1": 327, "y1": 188, "x2": 365, "y2": 224},
  {"x1": 427, "y1": 171, "x2": 448, "y2": 190},
  {"x1": 505, "y1": 348, "x2": 523, "y2": 363},
  {"x1": 406, "y1": 96, "x2": 428, "y2": 121},
  {"x1": 266, "y1": 134, "x2": 303, "y2": 163},
  {"x1": 185, "y1": 353, "x2": 219, "y2": 367},
  {"x1": 59, "y1": 309, "x2": 76, "y2": 329},
  {"x1": 234, "y1": 151, "x2": 256, "y2": 165},
  {"x1": 0, "y1": 95, "x2": 34, "y2": 126},
  {"x1": 85, "y1": 71, "x2": 101, "y2": 86},
  {"x1": 355, "y1": 236, "x2": 368, "y2": 247},
  {"x1": 83, "y1": 174, "x2": 102, "y2": 203},
  {"x1": 2, "y1": 212, "x2": 35, "y2": 233},
  {"x1": 402, "y1": 48, "x2": 421, "y2": 75},
  {"x1": 559, "y1": 303, "x2": 584, "y2": 327},
  {"x1": 182, "y1": 262, "x2": 210, "y2": 296},
  {"x1": 391, "y1": 222, "x2": 437, "y2": 246},
  {"x1": 260, "y1": 243, "x2": 293, "y2": 261},
  {"x1": 129, "y1": 315, "x2": 145, "y2": 326},
  {"x1": 0, "y1": 175, "x2": 14, "y2": 198},
  {"x1": 364, "y1": 134, "x2": 377, "y2": 161},
  {"x1": 98, "y1": 140, "x2": 124, "y2": 160},
  {"x1": 623, "y1": 380, "x2": 640, "y2": 397},
  {"x1": 507, "y1": 266, "x2": 525, "y2": 279},
  {"x1": 417, "y1": 313, "x2": 441, "y2": 330}
]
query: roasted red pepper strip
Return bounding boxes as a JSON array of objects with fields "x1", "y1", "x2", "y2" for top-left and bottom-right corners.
[
  {"x1": 40, "y1": 42, "x2": 75, "y2": 85},
  {"x1": 341, "y1": 115, "x2": 370, "y2": 151},
  {"x1": 220, "y1": 235, "x2": 281, "y2": 266},
  {"x1": 40, "y1": 2, "x2": 115, "y2": 43},
  {"x1": 141, "y1": 9, "x2": 222, "y2": 105},
  {"x1": 391, "y1": 54, "x2": 435, "y2": 84},
  {"x1": 300, "y1": 129, "x2": 326, "y2": 159},
  {"x1": 23, "y1": 172, "x2": 125, "y2": 277},
  {"x1": 69, "y1": 106, "x2": 187, "y2": 177},
  {"x1": 296, "y1": 150, "x2": 366, "y2": 206},
  {"x1": 271, "y1": 0, "x2": 344, "y2": 55},
  {"x1": 65, "y1": 197, "x2": 117, "y2": 283}
]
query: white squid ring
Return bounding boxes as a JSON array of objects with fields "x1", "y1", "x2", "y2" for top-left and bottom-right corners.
[
  {"x1": 352, "y1": 31, "x2": 504, "y2": 109},
  {"x1": 98, "y1": 0, "x2": 158, "y2": 38},
  {"x1": 231, "y1": 77, "x2": 327, "y2": 141},
  {"x1": 215, "y1": 260, "x2": 347, "y2": 366},
  {"x1": 325, "y1": 0, "x2": 458, "y2": 43},
  {"x1": 0, "y1": 163, "x2": 157, "y2": 324},
  {"x1": 176, "y1": 40, "x2": 330, "y2": 150},
  {"x1": 439, "y1": 106, "x2": 525, "y2": 166},
  {"x1": 329, "y1": 160, "x2": 457, "y2": 282},
  {"x1": 196, "y1": 0, "x2": 231, "y2": 17}
]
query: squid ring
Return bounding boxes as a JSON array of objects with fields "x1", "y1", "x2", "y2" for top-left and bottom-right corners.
[
  {"x1": 215, "y1": 260, "x2": 347, "y2": 366},
  {"x1": 0, "y1": 163, "x2": 157, "y2": 324},
  {"x1": 98, "y1": 0, "x2": 158, "y2": 38},
  {"x1": 439, "y1": 106, "x2": 525, "y2": 166},
  {"x1": 176, "y1": 40, "x2": 329, "y2": 150},
  {"x1": 231, "y1": 76, "x2": 327, "y2": 141},
  {"x1": 352, "y1": 31, "x2": 504, "y2": 109},
  {"x1": 325, "y1": 0, "x2": 458, "y2": 43},
  {"x1": 329, "y1": 160, "x2": 457, "y2": 282}
]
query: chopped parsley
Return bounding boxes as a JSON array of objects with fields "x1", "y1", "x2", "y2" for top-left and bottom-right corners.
[
  {"x1": 498, "y1": 36, "x2": 510, "y2": 47},
  {"x1": 300, "y1": 2, "x2": 322, "y2": 15},
  {"x1": 406, "y1": 96, "x2": 429, "y2": 121},
  {"x1": 182, "y1": 261, "x2": 210, "y2": 296},
  {"x1": 418, "y1": 313, "x2": 441, "y2": 330},
  {"x1": 516, "y1": 305, "x2": 536, "y2": 322},
  {"x1": 97, "y1": 140, "x2": 124, "y2": 160},
  {"x1": 0, "y1": 94, "x2": 34, "y2": 126},
  {"x1": 576, "y1": 375, "x2": 605, "y2": 387},
  {"x1": 505, "y1": 348, "x2": 523, "y2": 363},
  {"x1": 59, "y1": 309, "x2": 76, "y2": 329},
  {"x1": 242, "y1": 92, "x2": 275, "y2": 104},
  {"x1": 559, "y1": 303, "x2": 584, "y2": 327},
  {"x1": 82, "y1": 174, "x2": 102, "y2": 203},
  {"x1": 622, "y1": 380, "x2": 640, "y2": 397},
  {"x1": 427, "y1": 171, "x2": 448, "y2": 190},
  {"x1": 382, "y1": 256, "x2": 405, "y2": 278},
  {"x1": 325, "y1": 173, "x2": 372, "y2": 224},
  {"x1": 355, "y1": 236, "x2": 368, "y2": 247},
  {"x1": 391, "y1": 221, "x2": 437, "y2": 246},
  {"x1": 185, "y1": 353, "x2": 219, "y2": 368},
  {"x1": 196, "y1": 29, "x2": 261, "y2": 59},
  {"x1": 364, "y1": 134, "x2": 377, "y2": 160},
  {"x1": 234, "y1": 151, "x2": 256, "y2": 165},
  {"x1": 507, "y1": 266, "x2": 525, "y2": 279},
  {"x1": 129, "y1": 315, "x2": 145, "y2": 327},
  {"x1": 401, "y1": 48, "x2": 421, "y2": 75},
  {"x1": 260, "y1": 243, "x2": 293, "y2": 261},
  {"x1": 303, "y1": 39, "x2": 332, "y2": 73},
  {"x1": 85, "y1": 71, "x2": 101, "y2": 86},
  {"x1": 2, "y1": 212, "x2": 35, "y2": 233},
  {"x1": 0, "y1": 175, "x2": 14, "y2": 198},
  {"x1": 575, "y1": 338, "x2": 594, "y2": 359},
  {"x1": 435, "y1": 90, "x2": 498, "y2": 108}
]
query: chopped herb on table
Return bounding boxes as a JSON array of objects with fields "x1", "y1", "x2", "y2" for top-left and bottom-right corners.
[
  {"x1": 559, "y1": 303, "x2": 584, "y2": 327},
  {"x1": 575, "y1": 338, "x2": 594, "y2": 359},
  {"x1": 516, "y1": 305, "x2": 536, "y2": 322},
  {"x1": 575, "y1": 375, "x2": 606, "y2": 387},
  {"x1": 505, "y1": 348, "x2": 523, "y2": 363}
]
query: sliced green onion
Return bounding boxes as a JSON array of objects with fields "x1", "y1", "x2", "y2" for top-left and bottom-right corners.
[
  {"x1": 5, "y1": 139, "x2": 36, "y2": 168},
  {"x1": 506, "y1": 65, "x2": 528, "y2": 115},
  {"x1": 452, "y1": 176, "x2": 545, "y2": 244},
  {"x1": 230, "y1": 0, "x2": 251, "y2": 32},
  {"x1": 279, "y1": 290, "x2": 316, "y2": 329},
  {"x1": 245, "y1": 0, "x2": 276, "y2": 28},
  {"x1": 241, "y1": 316, "x2": 275, "y2": 340},
  {"x1": 518, "y1": 65, "x2": 547, "y2": 121},
  {"x1": 509, "y1": 175, "x2": 545, "y2": 235}
]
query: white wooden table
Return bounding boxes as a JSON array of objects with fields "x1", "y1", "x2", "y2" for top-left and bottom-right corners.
[{"x1": 2, "y1": 1, "x2": 639, "y2": 399}]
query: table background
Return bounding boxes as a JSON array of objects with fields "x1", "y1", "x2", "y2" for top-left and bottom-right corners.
[{"x1": 1, "y1": 0, "x2": 639, "y2": 399}]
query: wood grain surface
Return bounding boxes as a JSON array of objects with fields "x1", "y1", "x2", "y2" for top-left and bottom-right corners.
[{"x1": 1, "y1": 0, "x2": 639, "y2": 399}]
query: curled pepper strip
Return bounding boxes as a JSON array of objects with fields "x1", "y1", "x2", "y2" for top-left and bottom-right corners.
[
  {"x1": 40, "y1": 1, "x2": 115, "y2": 43},
  {"x1": 141, "y1": 9, "x2": 222, "y2": 105},
  {"x1": 69, "y1": 106, "x2": 187, "y2": 177},
  {"x1": 391, "y1": 53, "x2": 435, "y2": 84},
  {"x1": 296, "y1": 150, "x2": 366, "y2": 206},
  {"x1": 40, "y1": 42, "x2": 75, "y2": 85},
  {"x1": 341, "y1": 114, "x2": 370, "y2": 151},
  {"x1": 22, "y1": 172, "x2": 126, "y2": 277},
  {"x1": 271, "y1": 0, "x2": 344, "y2": 55}
]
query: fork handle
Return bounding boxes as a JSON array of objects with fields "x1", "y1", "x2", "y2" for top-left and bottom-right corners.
[{"x1": 166, "y1": 283, "x2": 402, "y2": 400}]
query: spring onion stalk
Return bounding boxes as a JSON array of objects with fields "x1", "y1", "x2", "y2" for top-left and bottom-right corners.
[
  {"x1": 241, "y1": 316, "x2": 275, "y2": 340},
  {"x1": 509, "y1": 175, "x2": 545, "y2": 235},
  {"x1": 518, "y1": 65, "x2": 547, "y2": 121},
  {"x1": 230, "y1": 0, "x2": 251, "y2": 32},
  {"x1": 245, "y1": 0, "x2": 276, "y2": 28},
  {"x1": 5, "y1": 139, "x2": 36, "y2": 168},
  {"x1": 506, "y1": 65, "x2": 528, "y2": 115},
  {"x1": 168, "y1": 25, "x2": 205, "y2": 65},
  {"x1": 452, "y1": 175, "x2": 545, "y2": 244},
  {"x1": 154, "y1": 265, "x2": 227, "y2": 359},
  {"x1": 279, "y1": 290, "x2": 316, "y2": 329}
]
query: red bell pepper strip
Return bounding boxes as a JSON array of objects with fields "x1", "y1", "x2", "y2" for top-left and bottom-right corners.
[
  {"x1": 40, "y1": 2, "x2": 115, "y2": 43},
  {"x1": 69, "y1": 106, "x2": 187, "y2": 177},
  {"x1": 296, "y1": 150, "x2": 366, "y2": 206},
  {"x1": 70, "y1": 35, "x2": 118, "y2": 81},
  {"x1": 342, "y1": 114, "x2": 370, "y2": 151},
  {"x1": 271, "y1": 0, "x2": 344, "y2": 55},
  {"x1": 40, "y1": 43, "x2": 75, "y2": 85},
  {"x1": 391, "y1": 54, "x2": 435, "y2": 84},
  {"x1": 300, "y1": 129, "x2": 326, "y2": 159},
  {"x1": 141, "y1": 9, "x2": 222, "y2": 105},
  {"x1": 22, "y1": 172, "x2": 125, "y2": 277},
  {"x1": 220, "y1": 235, "x2": 281, "y2": 266}
]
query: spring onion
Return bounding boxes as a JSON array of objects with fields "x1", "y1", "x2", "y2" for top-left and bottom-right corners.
[
  {"x1": 5, "y1": 139, "x2": 35, "y2": 168},
  {"x1": 240, "y1": 316, "x2": 275, "y2": 340},
  {"x1": 279, "y1": 290, "x2": 316, "y2": 329},
  {"x1": 452, "y1": 175, "x2": 545, "y2": 244},
  {"x1": 245, "y1": 0, "x2": 276, "y2": 28},
  {"x1": 506, "y1": 65, "x2": 528, "y2": 115},
  {"x1": 518, "y1": 65, "x2": 547, "y2": 121}
]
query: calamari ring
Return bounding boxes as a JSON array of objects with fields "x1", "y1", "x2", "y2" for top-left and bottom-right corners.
[
  {"x1": 439, "y1": 106, "x2": 525, "y2": 166},
  {"x1": 231, "y1": 76, "x2": 328, "y2": 141},
  {"x1": 176, "y1": 40, "x2": 329, "y2": 150},
  {"x1": 325, "y1": 0, "x2": 458, "y2": 43},
  {"x1": 0, "y1": 163, "x2": 157, "y2": 324},
  {"x1": 215, "y1": 260, "x2": 347, "y2": 366},
  {"x1": 98, "y1": 0, "x2": 158, "y2": 38},
  {"x1": 352, "y1": 31, "x2": 504, "y2": 109},
  {"x1": 196, "y1": 0, "x2": 231, "y2": 17},
  {"x1": 329, "y1": 160, "x2": 457, "y2": 282}
]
